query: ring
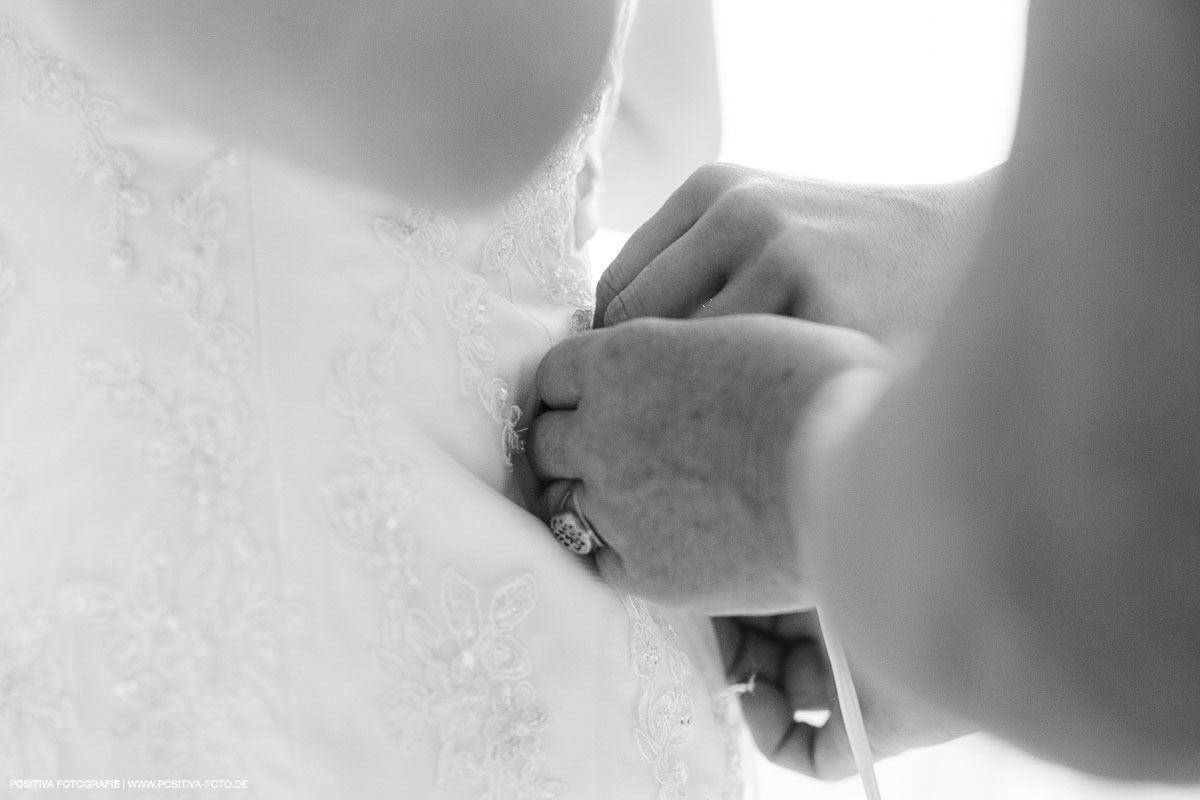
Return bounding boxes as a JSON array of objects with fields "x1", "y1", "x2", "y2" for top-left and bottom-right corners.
[{"x1": 549, "y1": 483, "x2": 604, "y2": 555}]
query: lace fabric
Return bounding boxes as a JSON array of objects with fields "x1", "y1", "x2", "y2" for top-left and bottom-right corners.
[{"x1": 0, "y1": 6, "x2": 748, "y2": 797}]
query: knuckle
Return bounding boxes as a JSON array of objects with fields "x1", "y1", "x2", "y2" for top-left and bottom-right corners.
[
  {"x1": 686, "y1": 161, "x2": 745, "y2": 200},
  {"x1": 604, "y1": 289, "x2": 643, "y2": 325}
]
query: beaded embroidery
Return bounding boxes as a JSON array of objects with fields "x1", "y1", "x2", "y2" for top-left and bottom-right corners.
[
  {"x1": 323, "y1": 348, "x2": 423, "y2": 607},
  {"x1": 624, "y1": 597, "x2": 695, "y2": 800},
  {"x1": 380, "y1": 570, "x2": 560, "y2": 800},
  {"x1": 70, "y1": 150, "x2": 302, "y2": 779},
  {"x1": 480, "y1": 141, "x2": 594, "y2": 313},
  {"x1": 325, "y1": 237, "x2": 557, "y2": 796},
  {"x1": 372, "y1": 208, "x2": 524, "y2": 466},
  {"x1": 444, "y1": 271, "x2": 523, "y2": 464},
  {"x1": 0, "y1": 17, "x2": 152, "y2": 274}
]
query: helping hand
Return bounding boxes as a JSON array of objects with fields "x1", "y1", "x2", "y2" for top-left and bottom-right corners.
[
  {"x1": 528, "y1": 314, "x2": 888, "y2": 614},
  {"x1": 713, "y1": 611, "x2": 971, "y2": 780},
  {"x1": 596, "y1": 162, "x2": 994, "y2": 340}
]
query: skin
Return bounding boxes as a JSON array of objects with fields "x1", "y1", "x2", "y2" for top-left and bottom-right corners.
[
  {"x1": 596, "y1": 162, "x2": 998, "y2": 343},
  {"x1": 531, "y1": 0, "x2": 1200, "y2": 783},
  {"x1": 42, "y1": 0, "x2": 617, "y2": 210},
  {"x1": 530, "y1": 313, "x2": 889, "y2": 614}
]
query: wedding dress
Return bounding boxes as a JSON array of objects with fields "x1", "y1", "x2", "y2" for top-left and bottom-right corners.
[{"x1": 0, "y1": 4, "x2": 749, "y2": 797}]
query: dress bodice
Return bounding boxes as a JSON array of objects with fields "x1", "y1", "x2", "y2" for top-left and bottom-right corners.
[{"x1": 0, "y1": 6, "x2": 749, "y2": 798}]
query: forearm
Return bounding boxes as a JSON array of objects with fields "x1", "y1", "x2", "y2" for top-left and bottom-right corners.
[{"x1": 796, "y1": 0, "x2": 1200, "y2": 781}]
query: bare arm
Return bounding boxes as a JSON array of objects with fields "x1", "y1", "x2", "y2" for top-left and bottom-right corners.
[
  {"x1": 600, "y1": 0, "x2": 721, "y2": 232},
  {"x1": 801, "y1": 0, "x2": 1200, "y2": 781},
  {"x1": 43, "y1": 0, "x2": 616, "y2": 210}
]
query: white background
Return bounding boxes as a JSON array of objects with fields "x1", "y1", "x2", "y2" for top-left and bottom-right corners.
[{"x1": 611, "y1": 1, "x2": 1200, "y2": 798}]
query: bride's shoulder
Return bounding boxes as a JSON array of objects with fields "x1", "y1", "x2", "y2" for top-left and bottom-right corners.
[{"x1": 38, "y1": 0, "x2": 618, "y2": 209}]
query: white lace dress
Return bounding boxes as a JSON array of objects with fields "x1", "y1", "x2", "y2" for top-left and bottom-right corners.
[{"x1": 0, "y1": 6, "x2": 750, "y2": 798}]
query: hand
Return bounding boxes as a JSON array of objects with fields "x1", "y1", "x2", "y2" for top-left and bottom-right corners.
[
  {"x1": 527, "y1": 314, "x2": 888, "y2": 614},
  {"x1": 596, "y1": 162, "x2": 996, "y2": 341},
  {"x1": 713, "y1": 612, "x2": 971, "y2": 780}
]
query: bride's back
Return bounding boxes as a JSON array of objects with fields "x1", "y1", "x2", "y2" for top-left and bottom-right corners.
[
  {"x1": 40, "y1": 0, "x2": 616, "y2": 209},
  {"x1": 0, "y1": 2, "x2": 746, "y2": 796}
]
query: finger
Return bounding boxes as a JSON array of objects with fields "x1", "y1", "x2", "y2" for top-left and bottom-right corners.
[
  {"x1": 594, "y1": 545, "x2": 633, "y2": 590},
  {"x1": 535, "y1": 332, "x2": 597, "y2": 408},
  {"x1": 711, "y1": 618, "x2": 743, "y2": 674},
  {"x1": 593, "y1": 177, "x2": 710, "y2": 326},
  {"x1": 803, "y1": 708, "x2": 859, "y2": 781},
  {"x1": 782, "y1": 638, "x2": 836, "y2": 711},
  {"x1": 724, "y1": 626, "x2": 787, "y2": 686},
  {"x1": 538, "y1": 478, "x2": 577, "y2": 522},
  {"x1": 526, "y1": 410, "x2": 581, "y2": 481},
  {"x1": 694, "y1": 267, "x2": 804, "y2": 319},
  {"x1": 602, "y1": 225, "x2": 731, "y2": 325},
  {"x1": 740, "y1": 680, "x2": 823, "y2": 775}
]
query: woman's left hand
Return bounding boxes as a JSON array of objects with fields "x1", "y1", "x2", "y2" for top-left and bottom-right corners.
[{"x1": 713, "y1": 611, "x2": 971, "y2": 779}]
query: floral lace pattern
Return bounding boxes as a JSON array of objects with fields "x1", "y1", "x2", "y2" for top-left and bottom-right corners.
[
  {"x1": 372, "y1": 208, "x2": 524, "y2": 466},
  {"x1": 70, "y1": 150, "x2": 302, "y2": 781},
  {"x1": 0, "y1": 605, "x2": 75, "y2": 783},
  {"x1": 624, "y1": 597, "x2": 696, "y2": 800},
  {"x1": 444, "y1": 271, "x2": 523, "y2": 464},
  {"x1": 326, "y1": 226, "x2": 557, "y2": 796},
  {"x1": 0, "y1": 17, "x2": 151, "y2": 274},
  {"x1": 381, "y1": 571, "x2": 559, "y2": 800},
  {"x1": 322, "y1": 401, "x2": 556, "y2": 798},
  {"x1": 323, "y1": 348, "x2": 423, "y2": 607},
  {"x1": 480, "y1": 140, "x2": 594, "y2": 312}
]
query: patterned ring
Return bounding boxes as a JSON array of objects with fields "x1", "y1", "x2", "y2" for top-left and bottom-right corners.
[{"x1": 548, "y1": 483, "x2": 605, "y2": 555}]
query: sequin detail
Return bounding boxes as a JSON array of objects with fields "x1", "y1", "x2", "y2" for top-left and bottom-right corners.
[
  {"x1": 0, "y1": 17, "x2": 152, "y2": 274},
  {"x1": 323, "y1": 348, "x2": 423, "y2": 606},
  {"x1": 71, "y1": 150, "x2": 302, "y2": 777},
  {"x1": 481, "y1": 143, "x2": 594, "y2": 312},
  {"x1": 381, "y1": 571, "x2": 560, "y2": 800},
  {"x1": 324, "y1": 262, "x2": 558, "y2": 797},
  {"x1": 444, "y1": 271, "x2": 523, "y2": 464},
  {"x1": 0, "y1": 605, "x2": 75, "y2": 781},
  {"x1": 480, "y1": 82, "x2": 600, "y2": 316},
  {"x1": 624, "y1": 597, "x2": 695, "y2": 800}
]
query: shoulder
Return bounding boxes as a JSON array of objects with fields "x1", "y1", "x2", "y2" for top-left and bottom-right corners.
[{"x1": 43, "y1": 0, "x2": 619, "y2": 208}]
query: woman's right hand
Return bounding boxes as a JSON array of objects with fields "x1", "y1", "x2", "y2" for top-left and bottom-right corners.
[{"x1": 596, "y1": 162, "x2": 998, "y2": 342}]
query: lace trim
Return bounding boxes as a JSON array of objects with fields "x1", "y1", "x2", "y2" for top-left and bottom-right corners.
[
  {"x1": 624, "y1": 597, "x2": 695, "y2": 800},
  {"x1": 323, "y1": 348, "x2": 423, "y2": 607},
  {"x1": 372, "y1": 209, "x2": 524, "y2": 466},
  {"x1": 480, "y1": 82, "x2": 603, "y2": 314},
  {"x1": 0, "y1": 17, "x2": 152, "y2": 274},
  {"x1": 383, "y1": 570, "x2": 561, "y2": 800},
  {"x1": 444, "y1": 271, "x2": 523, "y2": 465},
  {"x1": 481, "y1": 142, "x2": 594, "y2": 312},
  {"x1": 69, "y1": 150, "x2": 303, "y2": 777},
  {"x1": 325, "y1": 242, "x2": 558, "y2": 798},
  {"x1": 0, "y1": 605, "x2": 75, "y2": 781},
  {"x1": 712, "y1": 685, "x2": 749, "y2": 800}
]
